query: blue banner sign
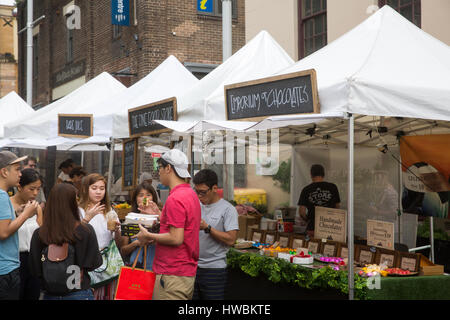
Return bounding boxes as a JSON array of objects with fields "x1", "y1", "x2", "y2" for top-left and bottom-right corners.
[
  {"x1": 112, "y1": 0, "x2": 130, "y2": 26},
  {"x1": 197, "y1": 0, "x2": 213, "y2": 13}
]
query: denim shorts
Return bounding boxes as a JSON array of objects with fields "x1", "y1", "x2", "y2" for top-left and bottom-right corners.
[{"x1": 43, "y1": 289, "x2": 94, "y2": 300}]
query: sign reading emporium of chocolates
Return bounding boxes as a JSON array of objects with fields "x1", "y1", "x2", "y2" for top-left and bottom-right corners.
[
  {"x1": 58, "y1": 114, "x2": 93, "y2": 138},
  {"x1": 224, "y1": 69, "x2": 320, "y2": 121},
  {"x1": 367, "y1": 219, "x2": 394, "y2": 250},
  {"x1": 314, "y1": 206, "x2": 347, "y2": 243},
  {"x1": 128, "y1": 97, "x2": 177, "y2": 138}
]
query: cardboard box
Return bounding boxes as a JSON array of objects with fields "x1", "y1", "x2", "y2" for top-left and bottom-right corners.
[{"x1": 237, "y1": 215, "x2": 258, "y2": 240}]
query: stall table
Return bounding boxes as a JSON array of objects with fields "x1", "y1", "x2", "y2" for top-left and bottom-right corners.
[{"x1": 226, "y1": 249, "x2": 450, "y2": 300}]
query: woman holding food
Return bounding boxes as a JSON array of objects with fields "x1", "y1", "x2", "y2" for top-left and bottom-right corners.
[
  {"x1": 78, "y1": 173, "x2": 123, "y2": 300},
  {"x1": 10, "y1": 168, "x2": 43, "y2": 300},
  {"x1": 120, "y1": 181, "x2": 161, "y2": 270}
]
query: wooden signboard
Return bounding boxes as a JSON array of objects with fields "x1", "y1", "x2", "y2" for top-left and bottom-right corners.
[
  {"x1": 128, "y1": 97, "x2": 177, "y2": 138},
  {"x1": 291, "y1": 235, "x2": 306, "y2": 249},
  {"x1": 321, "y1": 240, "x2": 340, "y2": 257},
  {"x1": 224, "y1": 69, "x2": 319, "y2": 121},
  {"x1": 355, "y1": 245, "x2": 376, "y2": 264},
  {"x1": 264, "y1": 231, "x2": 277, "y2": 245},
  {"x1": 58, "y1": 114, "x2": 93, "y2": 138},
  {"x1": 250, "y1": 229, "x2": 263, "y2": 243},
  {"x1": 338, "y1": 245, "x2": 349, "y2": 259},
  {"x1": 122, "y1": 138, "x2": 138, "y2": 191},
  {"x1": 276, "y1": 233, "x2": 292, "y2": 248},
  {"x1": 314, "y1": 206, "x2": 347, "y2": 243},
  {"x1": 367, "y1": 219, "x2": 395, "y2": 250},
  {"x1": 375, "y1": 248, "x2": 398, "y2": 268},
  {"x1": 307, "y1": 239, "x2": 322, "y2": 254},
  {"x1": 397, "y1": 252, "x2": 421, "y2": 272}
]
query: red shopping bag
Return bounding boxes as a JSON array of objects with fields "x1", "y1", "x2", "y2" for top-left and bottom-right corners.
[{"x1": 115, "y1": 246, "x2": 156, "y2": 300}]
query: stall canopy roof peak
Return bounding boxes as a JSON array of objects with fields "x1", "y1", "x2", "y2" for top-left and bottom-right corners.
[{"x1": 277, "y1": 5, "x2": 450, "y2": 122}]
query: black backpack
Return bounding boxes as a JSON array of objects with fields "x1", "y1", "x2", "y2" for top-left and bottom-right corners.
[{"x1": 41, "y1": 243, "x2": 79, "y2": 295}]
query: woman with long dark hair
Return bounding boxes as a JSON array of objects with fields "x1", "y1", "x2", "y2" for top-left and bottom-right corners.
[
  {"x1": 29, "y1": 183, "x2": 102, "y2": 300},
  {"x1": 120, "y1": 181, "x2": 160, "y2": 269},
  {"x1": 78, "y1": 173, "x2": 123, "y2": 300},
  {"x1": 10, "y1": 169, "x2": 43, "y2": 300}
]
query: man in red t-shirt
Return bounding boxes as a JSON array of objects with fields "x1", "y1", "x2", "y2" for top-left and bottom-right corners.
[{"x1": 136, "y1": 149, "x2": 201, "y2": 300}]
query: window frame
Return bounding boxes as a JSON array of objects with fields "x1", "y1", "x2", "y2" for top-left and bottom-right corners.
[
  {"x1": 298, "y1": 0, "x2": 327, "y2": 59},
  {"x1": 66, "y1": 16, "x2": 74, "y2": 63},
  {"x1": 378, "y1": 0, "x2": 421, "y2": 27},
  {"x1": 196, "y1": 0, "x2": 238, "y2": 20}
]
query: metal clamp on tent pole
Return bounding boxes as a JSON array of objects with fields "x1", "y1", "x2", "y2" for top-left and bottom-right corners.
[{"x1": 409, "y1": 245, "x2": 431, "y2": 253}]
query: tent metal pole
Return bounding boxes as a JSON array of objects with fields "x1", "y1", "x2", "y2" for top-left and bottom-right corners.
[
  {"x1": 347, "y1": 113, "x2": 355, "y2": 300},
  {"x1": 430, "y1": 217, "x2": 435, "y2": 263},
  {"x1": 397, "y1": 151, "x2": 402, "y2": 245},
  {"x1": 81, "y1": 151, "x2": 84, "y2": 167},
  {"x1": 106, "y1": 137, "x2": 115, "y2": 198}
]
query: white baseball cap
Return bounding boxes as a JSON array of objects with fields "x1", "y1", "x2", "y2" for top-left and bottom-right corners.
[{"x1": 161, "y1": 149, "x2": 191, "y2": 178}]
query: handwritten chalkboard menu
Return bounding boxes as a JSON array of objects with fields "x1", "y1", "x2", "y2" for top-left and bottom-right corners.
[
  {"x1": 224, "y1": 69, "x2": 319, "y2": 121},
  {"x1": 122, "y1": 138, "x2": 138, "y2": 190},
  {"x1": 58, "y1": 114, "x2": 93, "y2": 138},
  {"x1": 128, "y1": 97, "x2": 177, "y2": 138}
]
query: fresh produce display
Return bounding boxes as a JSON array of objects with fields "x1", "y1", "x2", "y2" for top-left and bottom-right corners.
[
  {"x1": 358, "y1": 264, "x2": 388, "y2": 277},
  {"x1": 114, "y1": 203, "x2": 131, "y2": 209},
  {"x1": 385, "y1": 268, "x2": 412, "y2": 275}
]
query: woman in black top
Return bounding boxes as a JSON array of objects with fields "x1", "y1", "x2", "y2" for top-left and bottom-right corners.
[{"x1": 29, "y1": 183, "x2": 102, "y2": 300}]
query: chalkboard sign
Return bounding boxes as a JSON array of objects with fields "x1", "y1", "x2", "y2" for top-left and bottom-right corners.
[
  {"x1": 58, "y1": 114, "x2": 93, "y2": 138},
  {"x1": 122, "y1": 138, "x2": 138, "y2": 191},
  {"x1": 128, "y1": 97, "x2": 177, "y2": 138},
  {"x1": 224, "y1": 69, "x2": 319, "y2": 121}
]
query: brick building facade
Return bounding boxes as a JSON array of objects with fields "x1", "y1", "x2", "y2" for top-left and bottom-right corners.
[
  {"x1": 17, "y1": 0, "x2": 245, "y2": 108},
  {"x1": 0, "y1": 2, "x2": 18, "y2": 98}
]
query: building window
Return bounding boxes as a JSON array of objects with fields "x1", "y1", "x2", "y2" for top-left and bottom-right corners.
[
  {"x1": 184, "y1": 62, "x2": 218, "y2": 79},
  {"x1": 113, "y1": 24, "x2": 122, "y2": 40},
  {"x1": 197, "y1": 0, "x2": 237, "y2": 19},
  {"x1": 378, "y1": 0, "x2": 421, "y2": 27},
  {"x1": 33, "y1": 36, "x2": 38, "y2": 100},
  {"x1": 299, "y1": 0, "x2": 327, "y2": 58},
  {"x1": 66, "y1": 27, "x2": 74, "y2": 63},
  {"x1": 33, "y1": 36, "x2": 38, "y2": 79}
]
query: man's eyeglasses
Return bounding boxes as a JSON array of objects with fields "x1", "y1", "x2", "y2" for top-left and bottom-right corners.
[{"x1": 194, "y1": 188, "x2": 211, "y2": 196}]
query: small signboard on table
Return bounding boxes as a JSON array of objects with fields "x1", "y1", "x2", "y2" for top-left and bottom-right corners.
[
  {"x1": 367, "y1": 219, "x2": 394, "y2": 250},
  {"x1": 224, "y1": 69, "x2": 320, "y2": 121},
  {"x1": 128, "y1": 97, "x2": 177, "y2": 138},
  {"x1": 58, "y1": 114, "x2": 93, "y2": 138},
  {"x1": 314, "y1": 206, "x2": 347, "y2": 243},
  {"x1": 122, "y1": 138, "x2": 138, "y2": 191}
]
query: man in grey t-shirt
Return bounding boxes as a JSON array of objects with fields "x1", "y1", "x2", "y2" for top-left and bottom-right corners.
[{"x1": 192, "y1": 169, "x2": 239, "y2": 300}]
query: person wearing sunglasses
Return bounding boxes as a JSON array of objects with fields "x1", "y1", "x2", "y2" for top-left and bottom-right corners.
[{"x1": 192, "y1": 169, "x2": 239, "y2": 300}]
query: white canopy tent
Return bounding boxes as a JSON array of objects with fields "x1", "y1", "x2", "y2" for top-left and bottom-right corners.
[
  {"x1": 72, "y1": 55, "x2": 199, "y2": 142},
  {"x1": 0, "y1": 91, "x2": 35, "y2": 138},
  {"x1": 248, "y1": 6, "x2": 449, "y2": 300},
  {"x1": 43, "y1": 55, "x2": 199, "y2": 155},
  {"x1": 175, "y1": 30, "x2": 295, "y2": 122},
  {"x1": 4, "y1": 72, "x2": 127, "y2": 147},
  {"x1": 153, "y1": 6, "x2": 450, "y2": 300}
]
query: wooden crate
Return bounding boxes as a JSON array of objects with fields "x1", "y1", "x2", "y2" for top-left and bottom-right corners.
[{"x1": 418, "y1": 253, "x2": 444, "y2": 276}]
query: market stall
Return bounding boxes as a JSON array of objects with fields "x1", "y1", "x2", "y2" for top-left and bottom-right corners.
[
  {"x1": 219, "y1": 6, "x2": 450, "y2": 300},
  {"x1": 0, "y1": 91, "x2": 35, "y2": 138},
  {"x1": 225, "y1": 248, "x2": 450, "y2": 300},
  {"x1": 147, "y1": 6, "x2": 450, "y2": 300}
]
